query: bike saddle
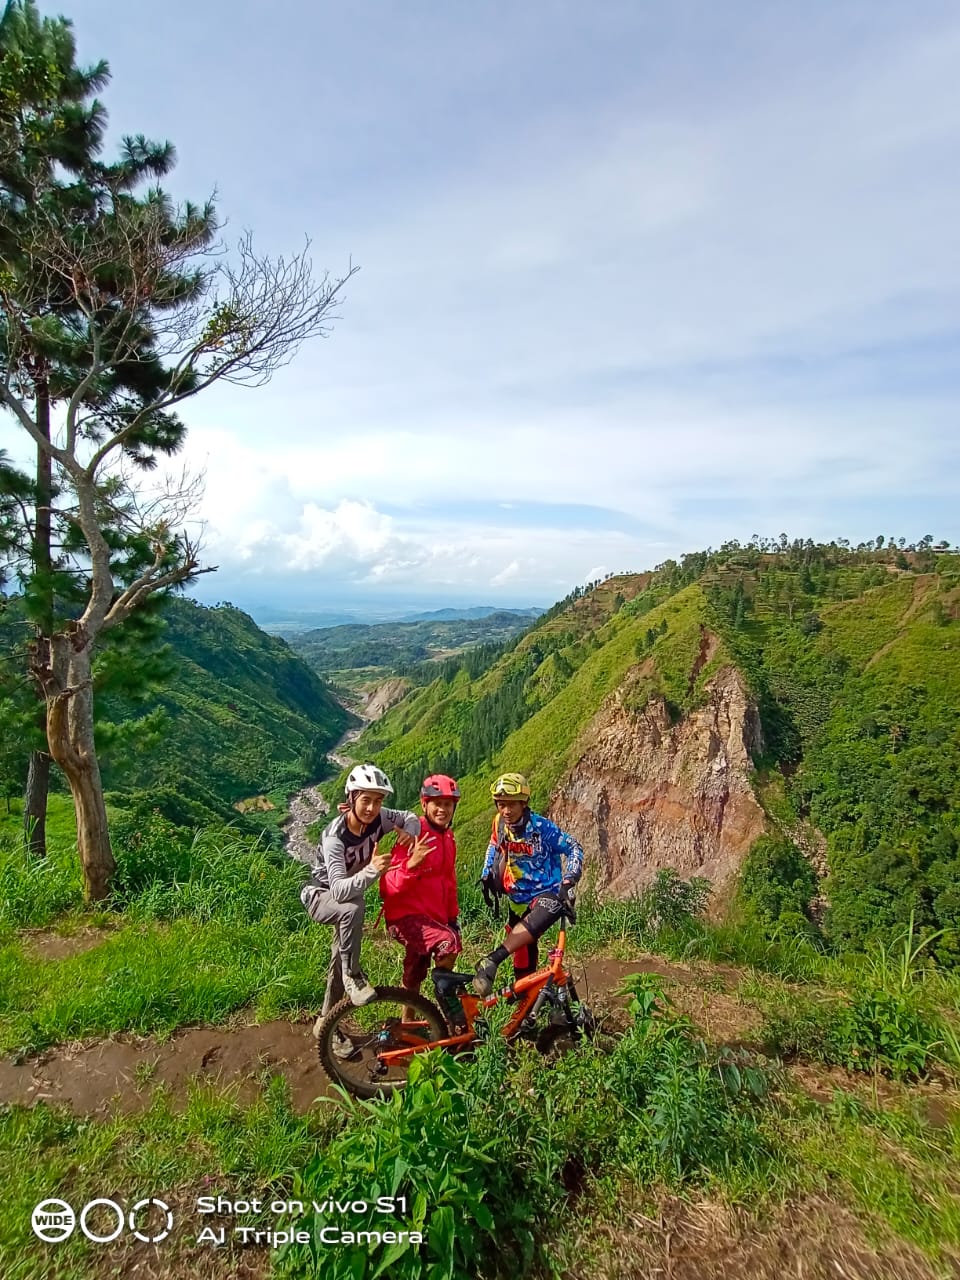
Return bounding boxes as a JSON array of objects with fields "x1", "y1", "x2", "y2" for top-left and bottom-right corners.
[{"x1": 431, "y1": 970, "x2": 475, "y2": 994}]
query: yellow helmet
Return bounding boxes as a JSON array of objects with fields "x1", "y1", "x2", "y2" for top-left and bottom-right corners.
[{"x1": 490, "y1": 772, "x2": 530, "y2": 802}]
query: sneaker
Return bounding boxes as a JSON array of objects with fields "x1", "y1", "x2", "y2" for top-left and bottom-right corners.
[
  {"x1": 332, "y1": 1030, "x2": 359, "y2": 1061},
  {"x1": 472, "y1": 956, "x2": 499, "y2": 997},
  {"x1": 312, "y1": 1015, "x2": 325, "y2": 1040},
  {"x1": 342, "y1": 971, "x2": 377, "y2": 1006}
]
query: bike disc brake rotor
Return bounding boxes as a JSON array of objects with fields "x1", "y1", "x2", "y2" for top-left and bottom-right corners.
[{"x1": 322, "y1": 992, "x2": 444, "y2": 1095}]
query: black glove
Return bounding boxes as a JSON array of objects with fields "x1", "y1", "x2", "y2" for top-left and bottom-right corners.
[
  {"x1": 557, "y1": 880, "x2": 577, "y2": 921},
  {"x1": 479, "y1": 873, "x2": 501, "y2": 916}
]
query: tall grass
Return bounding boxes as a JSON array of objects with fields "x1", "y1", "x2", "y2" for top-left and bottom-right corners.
[
  {"x1": 0, "y1": 837, "x2": 84, "y2": 935},
  {"x1": 278, "y1": 973, "x2": 780, "y2": 1280}
]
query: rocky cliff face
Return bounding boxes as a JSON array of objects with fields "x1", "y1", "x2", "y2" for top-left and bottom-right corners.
[
  {"x1": 362, "y1": 678, "x2": 409, "y2": 720},
  {"x1": 549, "y1": 663, "x2": 766, "y2": 898}
]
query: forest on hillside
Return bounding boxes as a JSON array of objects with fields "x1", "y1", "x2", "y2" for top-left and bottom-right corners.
[
  {"x1": 345, "y1": 536, "x2": 960, "y2": 962},
  {"x1": 0, "y1": 594, "x2": 350, "y2": 836}
]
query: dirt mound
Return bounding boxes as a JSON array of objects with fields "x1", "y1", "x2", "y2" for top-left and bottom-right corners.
[
  {"x1": 580, "y1": 1192, "x2": 950, "y2": 1280},
  {"x1": 19, "y1": 925, "x2": 114, "y2": 961}
]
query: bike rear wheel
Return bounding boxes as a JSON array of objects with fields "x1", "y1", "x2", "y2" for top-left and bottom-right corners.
[{"x1": 316, "y1": 986, "x2": 447, "y2": 1100}]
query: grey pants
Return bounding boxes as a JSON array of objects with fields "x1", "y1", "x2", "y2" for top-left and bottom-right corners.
[{"x1": 301, "y1": 885, "x2": 365, "y2": 1015}]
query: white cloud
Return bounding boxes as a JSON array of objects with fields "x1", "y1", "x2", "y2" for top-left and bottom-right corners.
[
  {"x1": 3, "y1": 3, "x2": 959, "y2": 611},
  {"x1": 490, "y1": 560, "x2": 520, "y2": 586}
]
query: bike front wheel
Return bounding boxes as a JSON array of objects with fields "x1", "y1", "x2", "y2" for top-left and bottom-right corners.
[
  {"x1": 316, "y1": 986, "x2": 448, "y2": 1100},
  {"x1": 535, "y1": 1004, "x2": 598, "y2": 1059}
]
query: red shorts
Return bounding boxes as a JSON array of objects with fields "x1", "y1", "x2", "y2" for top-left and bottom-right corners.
[{"x1": 386, "y1": 915, "x2": 462, "y2": 992}]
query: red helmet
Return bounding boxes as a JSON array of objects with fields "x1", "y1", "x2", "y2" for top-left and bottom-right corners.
[{"x1": 421, "y1": 774, "x2": 460, "y2": 801}]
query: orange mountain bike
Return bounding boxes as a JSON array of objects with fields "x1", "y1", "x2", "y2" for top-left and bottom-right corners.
[{"x1": 315, "y1": 909, "x2": 595, "y2": 1099}]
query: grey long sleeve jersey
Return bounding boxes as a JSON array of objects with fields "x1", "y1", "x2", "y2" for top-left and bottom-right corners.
[{"x1": 310, "y1": 807, "x2": 421, "y2": 903}]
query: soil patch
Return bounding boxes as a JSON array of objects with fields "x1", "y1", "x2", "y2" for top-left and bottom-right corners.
[
  {"x1": 19, "y1": 924, "x2": 113, "y2": 961},
  {"x1": 786, "y1": 1060, "x2": 959, "y2": 1127},
  {"x1": 0, "y1": 952, "x2": 732, "y2": 1116},
  {"x1": 577, "y1": 953, "x2": 757, "y2": 1044},
  {"x1": 0, "y1": 1019, "x2": 332, "y2": 1116},
  {"x1": 668, "y1": 984, "x2": 763, "y2": 1046}
]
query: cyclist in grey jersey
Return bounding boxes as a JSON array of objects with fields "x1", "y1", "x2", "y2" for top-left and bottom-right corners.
[
  {"x1": 308, "y1": 809, "x2": 416, "y2": 899},
  {"x1": 301, "y1": 763, "x2": 422, "y2": 1031}
]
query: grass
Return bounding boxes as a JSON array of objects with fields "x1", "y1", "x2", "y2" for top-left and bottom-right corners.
[
  {"x1": 3, "y1": 958, "x2": 951, "y2": 1279},
  {"x1": 0, "y1": 1076, "x2": 339, "y2": 1280},
  {"x1": 2, "y1": 824, "x2": 960, "y2": 1277},
  {"x1": 792, "y1": 1093, "x2": 960, "y2": 1270}
]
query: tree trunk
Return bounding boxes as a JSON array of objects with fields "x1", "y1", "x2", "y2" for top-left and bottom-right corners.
[
  {"x1": 39, "y1": 629, "x2": 116, "y2": 901},
  {"x1": 23, "y1": 748, "x2": 50, "y2": 857},
  {"x1": 24, "y1": 382, "x2": 53, "y2": 857}
]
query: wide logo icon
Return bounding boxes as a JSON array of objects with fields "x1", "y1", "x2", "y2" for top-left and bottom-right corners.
[
  {"x1": 31, "y1": 1200, "x2": 76, "y2": 1243},
  {"x1": 30, "y1": 1197, "x2": 173, "y2": 1244}
]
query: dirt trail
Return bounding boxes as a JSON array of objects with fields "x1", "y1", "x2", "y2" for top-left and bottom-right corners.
[
  {"x1": 0, "y1": 954, "x2": 735, "y2": 1117},
  {"x1": 3, "y1": 949, "x2": 952, "y2": 1125},
  {"x1": 0, "y1": 1020, "x2": 330, "y2": 1115}
]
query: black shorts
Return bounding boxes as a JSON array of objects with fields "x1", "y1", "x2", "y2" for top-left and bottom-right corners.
[{"x1": 509, "y1": 892, "x2": 563, "y2": 940}]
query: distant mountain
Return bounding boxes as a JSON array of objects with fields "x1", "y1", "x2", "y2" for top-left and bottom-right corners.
[
  {"x1": 399, "y1": 606, "x2": 544, "y2": 623},
  {"x1": 249, "y1": 607, "x2": 367, "y2": 633},
  {"x1": 222, "y1": 602, "x2": 545, "y2": 635},
  {"x1": 288, "y1": 611, "x2": 540, "y2": 677}
]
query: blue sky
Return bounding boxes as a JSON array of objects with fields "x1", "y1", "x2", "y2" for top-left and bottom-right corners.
[{"x1": 5, "y1": 0, "x2": 959, "y2": 612}]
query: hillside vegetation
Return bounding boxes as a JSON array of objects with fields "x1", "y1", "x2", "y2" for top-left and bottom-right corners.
[
  {"x1": 343, "y1": 542, "x2": 960, "y2": 960},
  {"x1": 2, "y1": 542, "x2": 960, "y2": 1280},
  {"x1": 0, "y1": 596, "x2": 351, "y2": 836},
  {"x1": 100, "y1": 598, "x2": 352, "y2": 830}
]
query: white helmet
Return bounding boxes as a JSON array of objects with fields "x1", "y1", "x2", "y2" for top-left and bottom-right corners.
[{"x1": 345, "y1": 762, "x2": 394, "y2": 797}]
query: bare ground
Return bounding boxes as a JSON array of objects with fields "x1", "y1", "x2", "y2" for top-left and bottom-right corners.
[
  {"x1": 0, "y1": 950, "x2": 875, "y2": 1118},
  {"x1": 572, "y1": 1191, "x2": 956, "y2": 1280},
  {"x1": 0, "y1": 1018, "x2": 331, "y2": 1115}
]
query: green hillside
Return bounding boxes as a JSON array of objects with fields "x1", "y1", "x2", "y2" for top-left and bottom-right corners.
[
  {"x1": 341, "y1": 544, "x2": 960, "y2": 959},
  {"x1": 346, "y1": 572, "x2": 727, "y2": 853},
  {"x1": 96, "y1": 598, "x2": 353, "y2": 830}
]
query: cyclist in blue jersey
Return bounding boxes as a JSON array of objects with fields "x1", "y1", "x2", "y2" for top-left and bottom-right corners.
[{"x1": 473, "y1": 771, "x2": 584, "y2": 996}]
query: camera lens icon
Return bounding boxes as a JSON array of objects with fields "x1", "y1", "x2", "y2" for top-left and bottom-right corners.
[
  {"x1": 31, "y1": 1196, "x2": 173, "y2": 1245},
  {"x1": 31, "y1": 1200, "x2": 76, "y2": 1242}
]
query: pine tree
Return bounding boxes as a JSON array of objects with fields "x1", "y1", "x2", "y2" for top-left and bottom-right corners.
[
  {"x1": 0, "y1": 0, "x2": 214, "y2": 854},
  {"x1": 0, "y1": 4, "x2": 356, "y2": 898}
]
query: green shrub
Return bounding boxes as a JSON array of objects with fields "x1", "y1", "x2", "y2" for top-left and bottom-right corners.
[
  {"x1": 762, "y1": 985, "x2": 947, "y2": 1079},
  {"x1": 576, "y1": 869, "x2": 711, "y2": 951},
  {"x1": 738, "y1": 834, "x2": 817, "y2": 928},
  {"x1": 281, "y1": 1051, "x2": 541, "y2": 1280}
]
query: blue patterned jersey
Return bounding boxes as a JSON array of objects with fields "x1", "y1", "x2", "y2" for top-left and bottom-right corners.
[{"x1": 480, "y1": 811, "x2": 584, "y2": 905}]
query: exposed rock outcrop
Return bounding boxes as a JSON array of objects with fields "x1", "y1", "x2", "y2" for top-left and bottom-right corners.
[
  {"x1": 362, "y1": 678, "x2": 409, "y2": 720},
  {"x1": 550, "y1": 664, "x2": 766, "y2": 898}
]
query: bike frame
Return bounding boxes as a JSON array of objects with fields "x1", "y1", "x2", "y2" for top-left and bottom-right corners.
[{"x1": 377, "y1": 926, "x2": 573, "y2": 1066}]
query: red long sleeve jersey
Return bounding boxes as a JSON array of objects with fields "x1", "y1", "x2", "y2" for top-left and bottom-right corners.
[{"x1": 379, "y1": 816, "x2": 459, "y2": 926}]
